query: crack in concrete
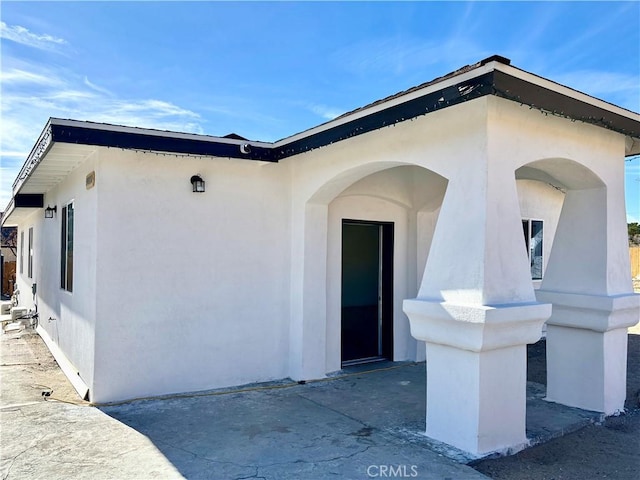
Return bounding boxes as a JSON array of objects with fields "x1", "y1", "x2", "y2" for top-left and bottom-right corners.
[
  {"x1": 154, "y1": 438, "x2": 256, "y2": 470},
  {"x1": 233, "y1": 467, "x2": 266, "y2": 480},
  {"x1": 154, "y1": 434, "x2": 373, "y2": 479},
  {"x1": 2, "y1": 433, "x2": 48, "y2": 480},
  {"x1": 256, "y1": 444, "x2": 373, "y2": 470},
  {"x1": 295, "y1": 393, "x2": 369, "y2": 428}
]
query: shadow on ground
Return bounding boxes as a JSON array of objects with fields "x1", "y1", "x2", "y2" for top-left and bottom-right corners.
[
  {"x1": 4, "y1": 326, "x2": 637, "y2": 479},
  {"x1": 98, "y1": 336, "x2": 640, "y2": 479},
  {"x1": 100, "y1": 363, "x2": 488, "y2": 479}
]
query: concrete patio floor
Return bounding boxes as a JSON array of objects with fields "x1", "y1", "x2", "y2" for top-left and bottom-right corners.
[{"x1": 0, "y1": 325, "x2": 628, "y2": 480}]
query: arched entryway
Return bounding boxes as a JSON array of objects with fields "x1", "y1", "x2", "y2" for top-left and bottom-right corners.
[
  {"x1": 287, "y1": 162, "x2": 449, "y2": 382},
  {"x1": 326, "y1": 166, "x2": 448, "y2": 372},
  {"x1": 517, "y1": 158, "x2": 639, "y2": 414}
]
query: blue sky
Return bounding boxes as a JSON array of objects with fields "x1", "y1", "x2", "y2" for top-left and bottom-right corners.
[{"x1": 1, "y1": 1, "x2": 639, "y2": 221}]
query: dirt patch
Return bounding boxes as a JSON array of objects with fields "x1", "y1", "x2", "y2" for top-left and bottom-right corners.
[{"x1": 0, "y1": 328, "x2": 85, "y2": 406}]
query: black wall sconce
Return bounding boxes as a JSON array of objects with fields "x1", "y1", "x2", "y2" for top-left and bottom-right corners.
[
  {"x1": 44, "y1": 205, "x2": 57, "y2": 218},
  {"x1": 190, "y1": 174, "x2": 205, "y2": 193}
]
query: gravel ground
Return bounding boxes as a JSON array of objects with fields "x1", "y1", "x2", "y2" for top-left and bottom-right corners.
[{"x1": 472, "y1": 332, "x2": 640, "y2": 480}]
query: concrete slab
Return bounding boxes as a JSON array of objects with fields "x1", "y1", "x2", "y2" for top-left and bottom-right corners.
[
  {"x1": 0, "y1": 326, "x2": 617, "y2": 479},
  {"x1": 1, "y1": 328, "x2": 487, "y2": 479}
]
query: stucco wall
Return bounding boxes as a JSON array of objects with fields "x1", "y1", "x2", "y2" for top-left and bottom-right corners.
[
  {"x1": 12, "y1": 92, "x2": 631, "y2": 404},
  {"x1": 13, "y1": 154, "x2": 98, "y2": 391},
  {"x1": 91, "y1": 149, "x2": 291, "y2": 403}
]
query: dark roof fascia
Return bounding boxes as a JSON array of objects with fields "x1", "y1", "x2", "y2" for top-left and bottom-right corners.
[
  {"x1": 272, "y1": 72, "x2": 495, "y2": 160},
  {"x1": 50, "y1": 123, "x2": 276, "y2": 162},
  {"x1": 11, "y1": 60, "x2": 640, "y2": 200},
  {"x1": 14, "y1": 194, "x2": 43, "y2": 208},
  {"x1": 492, "y1": 70, "x2": 640, "y2": 138}
]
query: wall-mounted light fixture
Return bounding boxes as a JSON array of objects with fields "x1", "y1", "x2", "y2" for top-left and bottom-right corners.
[
  {"x1": 190, "y1": 174, "x2": 205, "y2": 193},
  {"x1": 44, "y1": 205, "x2": 57, "y2": 218}
]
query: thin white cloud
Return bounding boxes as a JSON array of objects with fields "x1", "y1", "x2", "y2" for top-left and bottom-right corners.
[
  {"x1": 331, "y1": 36, "x2": 488, "y2": 79},
  {"x1": 48, "y1": 90, "x2": 98, "y2": 101},
  {"x1": 114, "y1": 99, "x2": 200, "y2": 119},
  {"x1": 307, "y1": 103, "x2": 344, "y2": 120},
  {"x1": 0, "y1": 21, "x2": 67, "y2": 51},
  {"x1": 0, "y1": 61, "x2": 209, "y2": 207},
  {"x1": 0, "y1": 151, "x2": 29, "y2": 158},
  {"x1": 84, "y1": 77, "x2": 112, "y2": 96},
  {"x1": 1, "y1": 68, "x2": 63, "y2": 86}
]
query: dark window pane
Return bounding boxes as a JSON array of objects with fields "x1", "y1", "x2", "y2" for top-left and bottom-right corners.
[
  {"x1": 67, "y1": 203, "x2": 73, "y2": 292},
  {"x1": 61, "y1": 206, "x2": 67, "y2": 289},
  {"x1": 522, "y1": 220, "x2": 529, "y2": 253},
  {"x1": 20, "y1": 231, "x2": 24, "y2": 274},
  {"x1": 530, "y1": 220, "x2": 543, "y2": 280},
  {"x1": 28, "y1": 228, "x2": 33, "y2": 278}
]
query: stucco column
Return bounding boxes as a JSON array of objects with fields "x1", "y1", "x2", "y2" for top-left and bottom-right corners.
[
  {"x1": 404, "y1": 163, "x2": 550, "y2": 456},
  {"x1": 537, "y1": 186, "x2": 640, "y2": 414}
]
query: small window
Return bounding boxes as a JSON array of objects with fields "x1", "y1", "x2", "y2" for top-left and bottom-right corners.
[
  {"x1": 522, "y1": 219, "x2": 543, "y2": 280},
  {"x1": 28, "y1": 227, "x2": 33, "y2": 278},
  {"x1": 19, "y1": 231, "x2": 24, "y2": 274},
  {"x1": 60, "y1": 202, "x2": 74, "y2": 292}
]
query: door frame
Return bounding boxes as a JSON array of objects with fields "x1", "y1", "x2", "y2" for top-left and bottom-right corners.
[{"x1": 341, "y1": 219, "x2": 394, "y2": 365}]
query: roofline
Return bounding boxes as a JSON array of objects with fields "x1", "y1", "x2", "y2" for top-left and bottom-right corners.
[
  {"x1": 272, "y1": 61, "x2": 497, "y2": 148},
  {"x1": 48, "y1": 118, "x2": 274, "y2": 148},
  {"x1": 493, "y1": 62, "x2": 639, "y2": 120},
  {"x1": 12, "y1": 118, "x2": 55, "y2": 192},
  {"x1": 1, "y1": 199, "x2": 16, "y2": 227},
  {"x1": 6, "y1": 55, "x2": 640, "y2": 212}
]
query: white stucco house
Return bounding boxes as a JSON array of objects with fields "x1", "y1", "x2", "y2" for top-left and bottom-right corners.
[{"x1": 3, "y1": 56, "x2": 639, "y2": 456}]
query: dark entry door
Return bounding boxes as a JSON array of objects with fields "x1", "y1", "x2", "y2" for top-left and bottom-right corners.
[{"x1": 341, "y1": 221, "x2": 393, "y2": 365}]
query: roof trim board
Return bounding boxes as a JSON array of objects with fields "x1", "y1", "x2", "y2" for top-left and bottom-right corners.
[{"x1": 6, "y1": 56, "x2": 640, "y2": 208}]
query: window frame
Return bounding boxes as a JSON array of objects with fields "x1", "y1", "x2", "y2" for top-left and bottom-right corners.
[
  {"x1": 60, "y1": 201, "x2": 74, "y2": 292},
  {"x1": 19, "y1": 231, "x2": 24, "y2": 274},
  {"x1": 522, "y1": 218, "x2": 544, "y2": 281},
  {"x1": 28, "y1": 227, "x2": 34, "y2": 279}
]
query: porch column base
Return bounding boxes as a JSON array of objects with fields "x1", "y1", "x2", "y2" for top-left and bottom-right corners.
[
  {"x1": 536, "y1": 290, "x2": 640, "y2": 414},
  {"x1": 403, "y1": 299, "x2": 550, "y2": 456}
]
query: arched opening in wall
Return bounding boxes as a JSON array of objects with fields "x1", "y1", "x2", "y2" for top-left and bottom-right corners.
[
  {"x1": 324, "y1": 165, "x2": 448, "y2": 372},
  {"x1": 516, "y1": 158, "x2": 606, "y2": 292},
  {"x1": 514, "y1": 176, "x2": 566, "y2": 288},
  {"x1": 515, "y1": 158, "x2": 605, "y2": 388}
]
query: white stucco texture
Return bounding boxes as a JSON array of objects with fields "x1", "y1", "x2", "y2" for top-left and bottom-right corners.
[
  {"x1": 6, "y1": 75, "x2": 638, "y2": 458},
  {"x1": 403, "y1": 96, "x2": 638, "y2": 454},
  {"x1": 92, "y1": 149, "x2": 291, "y2": 402}
]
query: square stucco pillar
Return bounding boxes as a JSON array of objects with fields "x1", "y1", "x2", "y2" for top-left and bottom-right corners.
[
  {"x1": 538, "y1": 186, "x2": 640, "y2": 414},
  {"x1": 404, "y1": 301, "x2": 550, "y2": 455},
  {"x1": 536, "y1": 292, "x2": 640, "y2": 414},
  {"x1": 404, "y1": 154, "x2": 551, "y2": 456}
]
